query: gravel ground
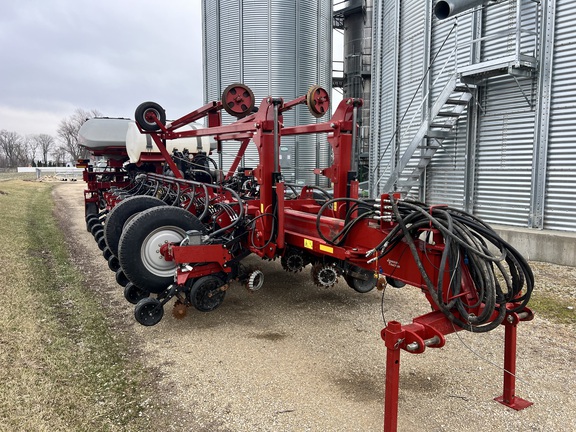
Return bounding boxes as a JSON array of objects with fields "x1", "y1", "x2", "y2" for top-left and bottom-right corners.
[{"x1": 54, "y1": 182, "x2": 576, "y2": 432}]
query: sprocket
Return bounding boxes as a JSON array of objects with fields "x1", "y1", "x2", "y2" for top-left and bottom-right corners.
[
  {"x1": 281, "y1": 249, "x2": 306, "y2": 273},
  {"x1": 311, "y1": 263, "x2": 339, "y2": 288}
]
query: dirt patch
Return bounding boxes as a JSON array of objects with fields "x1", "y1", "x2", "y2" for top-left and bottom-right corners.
[{"x1": 54, "y1": 182, "x2": 576, "y2": 432}]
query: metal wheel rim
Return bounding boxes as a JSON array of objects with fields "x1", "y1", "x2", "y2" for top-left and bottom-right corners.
[
  {"x1": 143, "y1": 108, "x2": 162, "y2": 127},
  {"x1": 140, "y1": 225, "x2": 185, "y2": 277}
]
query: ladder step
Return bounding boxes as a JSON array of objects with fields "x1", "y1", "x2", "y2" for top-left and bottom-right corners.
[{"x1": 430, "y1": 122, "x2": 452, "y2": 128}]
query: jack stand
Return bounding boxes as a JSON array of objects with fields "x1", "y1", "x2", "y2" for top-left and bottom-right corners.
[
  {"x1": 494, "y1": 310, "x2": 534, "y2": 410},
  {"x1": 382, "y1": 321, "x2": 403, "y2": 432}
]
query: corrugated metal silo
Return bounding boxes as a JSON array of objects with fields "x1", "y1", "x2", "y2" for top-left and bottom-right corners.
[
  {"x1": 201, "y1": 0, "x2": 332, "y2": 186},
  {"x1": 371, "y1": 0, "x2": 576, "y2": 233}
]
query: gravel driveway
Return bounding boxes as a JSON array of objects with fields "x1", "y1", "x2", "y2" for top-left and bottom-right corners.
[{"x1": 54, "y1": 182, "x2": 576, "y2": 432}]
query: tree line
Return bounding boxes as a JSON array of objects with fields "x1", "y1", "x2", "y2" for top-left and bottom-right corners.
[{"x1": 0, "y1": 108, "x2": 101, "y2": 168}]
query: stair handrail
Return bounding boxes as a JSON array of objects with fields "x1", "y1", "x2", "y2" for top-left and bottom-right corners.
[{"x1": 374, "y1": 37, "x2": 460, "y2": 190}]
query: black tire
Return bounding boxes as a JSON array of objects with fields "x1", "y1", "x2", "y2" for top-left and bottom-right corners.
[
  {"x1": 87, "y1": 217, "x2": 101, "y2": 233},
  {"x1": 97, "y1": 235, "x2": 107, "y2": 251},
  {"x1": 124, "y1": 282, "x2": 150, "y2": 305},
  {"x1": 102, "y1": 247, "x2": 113, "y2": 261},
  {"x1": 386, "y1": 276, "x2": 406, "y2": 288},
  {"x1": 115, "y1": 268, "x2": 130, "y2": 287},
  {"x1": 85, "y1": 202, "x2": 99, "y2": 219},
  {"x1": 108, "y1": 255, "x2": 121, "y2": 272},
  {"x1": 190, "y1": 275, "x2": 226, "y2": 312},
  {"x1": 134, "y1": 298, "x2": 164, "y2": 326},
  {"x1": 86, "y1": 214, "x2": 99, "y2": 232},
  {"x1": 344, "y1": 274, "x2": 377, "y2": 293},
  {"x1": 104, "y1": 195, "x2": 167, "y2": 257},
  {"x1": 118, "y1": 206, "x2": 206, "y2": 294},
  {"x1": 135, "y1": 101, "x2": 166, "y2": 132},
  {"x1": 91, "y1": 223, "x2": 103, "y2": 237}
]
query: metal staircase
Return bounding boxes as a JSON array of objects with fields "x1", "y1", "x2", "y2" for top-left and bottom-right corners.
[{"x1": 382, "y1": 75, "x2": 474, "y2": 195}]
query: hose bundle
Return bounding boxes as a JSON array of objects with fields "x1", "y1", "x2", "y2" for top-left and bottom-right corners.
[{"x1": 369, "y1": 197, "x2": 534, "y2": 333}]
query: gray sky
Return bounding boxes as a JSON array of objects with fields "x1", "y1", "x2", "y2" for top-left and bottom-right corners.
[{"x1": 0, "y1": 0, "x2": 204, "y2": 137}]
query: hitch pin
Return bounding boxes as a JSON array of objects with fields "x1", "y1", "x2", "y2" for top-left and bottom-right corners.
[{"x1": 406, "y1": 335, "x2": 441, "y2": 352}]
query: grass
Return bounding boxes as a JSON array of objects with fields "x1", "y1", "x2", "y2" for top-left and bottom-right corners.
[
  {"x1": 527, "y1": 293, "x2": 576, "y2": 325},
  {"x1": 0, "y1": 179, "x2": 164, "y2": 431},
  {"x1": 0, "y1": 171, "x2": 37, "y2": 181}
]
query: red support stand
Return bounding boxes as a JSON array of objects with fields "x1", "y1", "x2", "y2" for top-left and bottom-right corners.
[
  {"x1": 382, "y1": 321, "x2": 403, "y2": 432},
  {"x1": 494, "y1": 311, "x2": 533, "y2": 410}
]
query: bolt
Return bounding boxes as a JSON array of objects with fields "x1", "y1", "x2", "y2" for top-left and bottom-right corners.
[
  {"x1": 156, "y1": 250, "x2": 159, "y2": 253},
  {"x1": 330, "y1": 123, "x2": 336, "y2": 128}
]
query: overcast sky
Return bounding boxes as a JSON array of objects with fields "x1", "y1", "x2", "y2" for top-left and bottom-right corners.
[{"x1": 0, "y1": 0, "x2": 204, "y2": 137}]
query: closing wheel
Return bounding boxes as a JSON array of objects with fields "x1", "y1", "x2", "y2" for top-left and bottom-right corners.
[
  {"x1": 97, "y1": 235, "x2": 107, "y2": 251},
  {"x1": 124, "y1": 282, "x2": 150, "y2": 305},
  {"x1": 344, "y1": 274, "x2": 377, "y2": 293},
  {"x1": 306, "y1": 85, "x2": 330, "y2": 118},
  {"x1": 221, "y1": 83, "x2": 255, "y2": 118},
  {"x1": 91, "y1": 223, "x2": 103, "y2": 237},
  {"x1": 115, "y1": 268, "x2": 130, "y2": 287},
  {"x1": 189, "y1": 275, "x2": 226, "y2": 312},
  {"x1": 86, "y1": 214, "x2": 100, "y2": 232},
  {"x1": 108, "y1": 255, "x2": 121, "y2": 272},
  {"x1": 104, "y1": 195, "x2": 167, "y2": 257},
  {"x1": 134, "y1": 297, "x2": 164, "y2": 326},
  {"x1": 135, "y1": 101, "x2": 166, "y2": 132},
  {"x1": 118, "y1": 206, "x2": 206, "y2": 294},
  {"x1": 102, "y1": 246, "x2": 113, "y2": 261}
]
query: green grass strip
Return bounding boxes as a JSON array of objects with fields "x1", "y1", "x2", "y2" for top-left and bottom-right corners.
[{"x1": 0, "y1": 180, "x2": 162, "y2": 432}]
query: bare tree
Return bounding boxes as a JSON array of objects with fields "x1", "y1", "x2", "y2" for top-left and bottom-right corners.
[
  {"x1": 32, "y1": 134, "x2": 55, "y2": 165},
  {"x1": 24, "y1": 135, "x2": 38, "y2": 166},
  {"x1": 57, "y1": 108, "x2": 101, "y2": 162},
  {"x1": 53, "y1": 146, "x2": 69, "y2": 167},
  {"x1": 0, "y1": 130, "x2": 25, "y2": 168}
]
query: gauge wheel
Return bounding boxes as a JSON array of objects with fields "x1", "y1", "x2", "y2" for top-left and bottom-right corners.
[
  {"x1": 189, "y1": 275, "x2": 226, "y2": 312},
  {"x1": 344, "y1": 274, "x2": 377, "y2": 293},
  {"x1": 386, "y1": 276, "x2": 406, "y2": 288}
]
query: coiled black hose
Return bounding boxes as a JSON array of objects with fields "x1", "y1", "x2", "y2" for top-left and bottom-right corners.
[{"x1": 372, "y1": 198, "x2": 533, "y2": 333}]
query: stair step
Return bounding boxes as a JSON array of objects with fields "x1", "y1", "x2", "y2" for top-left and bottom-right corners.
[
  {"x1": 437, "y1": 112, "x2": 461, "y2": 117},
  {"x1": 430, "y1": 122, "x2": 452, "y2": 128},
  {"x1": 446, "y1": 98, "x2": 470, "y2": 106},
  {"x1": 454, "y1": 85, "x2": 473, "y2": 92},
  {"x1": 398, "y1": 180, "x2": 419, "y2": 187},
  {"x1": 426, "y1": 130, "x2": 450, "y2": 139}
]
